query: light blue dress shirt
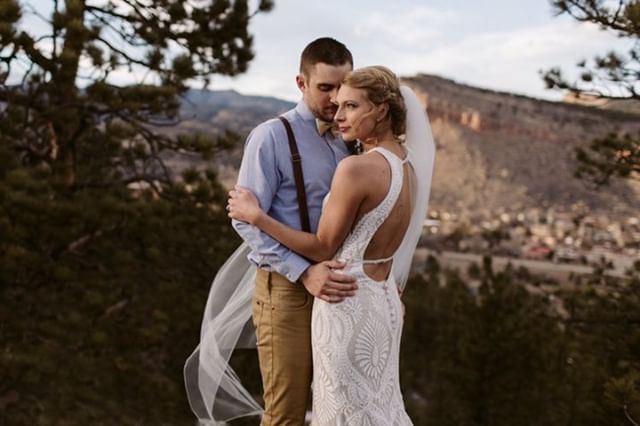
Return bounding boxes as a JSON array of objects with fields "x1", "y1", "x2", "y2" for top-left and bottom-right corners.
[{"x1": 232, "y1": 100, "x2": 350, "y2": 282}]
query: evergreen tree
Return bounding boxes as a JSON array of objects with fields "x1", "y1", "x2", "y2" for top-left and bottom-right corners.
[
  {"x1": 0, "y1": 0, "x2": 272, "y2": 423},
  {"x1": 400, "y1": 258, "x2": 640, "y2": 425},
  {"x1": 542, "y1": 3, "x2": 640, "y2": 420},
  {"x1": 400, "y1": 260, "x2": 571, "y2": 425},
  {"x1": 542, "y1": 0, "x2": 640, "y2": 184},
  {"x1": 559, "y1": 263, "x2": 640, "y2": 425}
]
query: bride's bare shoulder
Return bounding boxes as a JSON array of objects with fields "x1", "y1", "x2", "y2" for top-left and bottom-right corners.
[
  {"x1": 331, "y1": 154, "x2": 385, "y2": 196},
  {"x1": 336, "y1": 152, "x2": 382, "y2": 175}
]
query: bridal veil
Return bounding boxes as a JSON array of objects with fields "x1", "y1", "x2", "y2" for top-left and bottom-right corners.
[{"x1": 183, "y1": 84, "x2": 435, "y2": 423}]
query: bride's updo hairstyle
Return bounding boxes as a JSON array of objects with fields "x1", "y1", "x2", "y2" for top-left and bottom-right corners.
[{"x1": 341, "y1": 65, "x2": 406, "y2": 137}]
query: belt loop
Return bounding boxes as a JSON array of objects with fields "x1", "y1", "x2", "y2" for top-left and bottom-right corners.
[{"x1": 267, "y1": 271, "x2": 273, "y2": 294}]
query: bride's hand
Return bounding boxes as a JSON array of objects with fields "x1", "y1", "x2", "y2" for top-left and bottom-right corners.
[{"x1": 227, "y1": 185, "x2": 262, "y2": 224}]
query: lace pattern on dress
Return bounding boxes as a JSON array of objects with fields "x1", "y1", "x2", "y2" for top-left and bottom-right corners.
[{"x1": 311, "y1": 146, "x2": 413, "y2": 425}]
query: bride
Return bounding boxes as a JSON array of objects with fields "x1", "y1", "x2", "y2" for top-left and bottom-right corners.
[{"x1": 228, "y1": 66, "x2": 435, "y2": 425}]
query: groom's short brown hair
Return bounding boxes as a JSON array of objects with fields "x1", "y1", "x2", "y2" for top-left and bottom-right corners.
[{"x1": 300, "y1": 38, "x2": 353, "y2": 77}]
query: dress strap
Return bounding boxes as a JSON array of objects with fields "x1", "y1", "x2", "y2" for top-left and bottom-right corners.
[
  {"x1": 369, "y1": 146, "x2": 410, "y2": 164},
  {"x1": 361, "y1": 254, "x2": 395, "y2": 265},
  {"x1": 401, "y1": 147, "x2": 411, "y2": 164}
]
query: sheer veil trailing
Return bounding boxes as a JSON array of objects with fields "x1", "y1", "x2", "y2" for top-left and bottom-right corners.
[
  {"x1": 183, "y1": 84, "x2": 435, "y2": 423},
  {"x1": 393, "y1": 85, "x2": 435, "y2": 291}
]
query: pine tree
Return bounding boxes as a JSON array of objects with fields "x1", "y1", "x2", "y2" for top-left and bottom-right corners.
[
  {"x1": 0, "y1": 1, "x2": 272, "y2": 423},
  {"x1": 400, "y1": 260, "x2": 571, "y2": 425},
  {"x1": 542, "y1": 0, "x2": 640, "y2": 184},
  {"x1": 543, "y1": 3, "x2": 640, "y2": 422},
  {"x1": 560, "y1": 264, "x2": 640, "y2": 425}
]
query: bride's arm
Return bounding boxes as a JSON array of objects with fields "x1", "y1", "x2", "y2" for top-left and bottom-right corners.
[{"x1": 229, "y1": 157, "x2": 366, "y2": 262}]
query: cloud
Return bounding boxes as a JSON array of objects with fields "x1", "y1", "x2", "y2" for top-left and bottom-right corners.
[
  {"x1": 400, "y1": 19, "x2": 631, "y2": 99},
  {"x1": 236, "y1": 3, "x2": 627, "y2": 102},
  {"x1": 16, "y1": 0, "x2": 626, "y2": 103},
  {"x1": 354, "y1": 6, "x2": 451, "y2": 46},
  {"x1": 209, "y1": 3, "x2": 456, "y2": 100}
]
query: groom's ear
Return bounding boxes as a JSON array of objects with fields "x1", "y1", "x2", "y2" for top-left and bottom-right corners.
[{"x1": 296, "y1": 74, "x2": 306, "y2": 92}]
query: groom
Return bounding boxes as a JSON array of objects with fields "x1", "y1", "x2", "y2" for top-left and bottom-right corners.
[{"x1": 231, "y1": 37, "x2": 357, "y2": 425}]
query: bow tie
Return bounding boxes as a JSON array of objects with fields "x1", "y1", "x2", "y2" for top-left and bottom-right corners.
[{"x1": 315, "y1": 118, "x2": 339, "y2": 137}]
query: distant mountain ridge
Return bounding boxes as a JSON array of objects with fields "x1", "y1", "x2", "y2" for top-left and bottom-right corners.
[
  {"x1": 170, "y1": 75, "x2": 640, "y2": 218},
  {"x1": 401, "y1": 74, "x2": 640, "y2": 218},
  {"x1": 180, "y1": 88, "x2": 294, "y2": 135},
  {"x1": 563, "y1": 92, "x2": 640, "y2": 115}
]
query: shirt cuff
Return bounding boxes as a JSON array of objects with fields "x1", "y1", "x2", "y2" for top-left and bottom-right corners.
[{"x1": 279, "y1": 251, "x2": 311, "y2": 283}]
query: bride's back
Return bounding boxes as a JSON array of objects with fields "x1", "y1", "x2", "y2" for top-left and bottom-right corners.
[{"x1": 350, "y1": 146, "x2": 415, "y2": 282}]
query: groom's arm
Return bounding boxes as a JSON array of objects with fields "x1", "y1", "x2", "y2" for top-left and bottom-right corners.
[{"x1": 231, "y1": 123, "x2": 311, "y2": 283}]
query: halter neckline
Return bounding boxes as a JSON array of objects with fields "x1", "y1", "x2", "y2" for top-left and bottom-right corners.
[{"x1": 368, "y1": 146, "x2": 410, "y2": 164}]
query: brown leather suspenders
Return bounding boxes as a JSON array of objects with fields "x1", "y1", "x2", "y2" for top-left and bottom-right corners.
[{"x1": 278, "y1": 116, "x2": 311, "y2": 233}]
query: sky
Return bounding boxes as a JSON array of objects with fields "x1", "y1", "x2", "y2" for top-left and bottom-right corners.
[
  {"x1": 202, "y1": 0, "x2": 629, "y2": 101},
  {"x1": 18, "y1": 0, "x2": 631, "y2": 102}
]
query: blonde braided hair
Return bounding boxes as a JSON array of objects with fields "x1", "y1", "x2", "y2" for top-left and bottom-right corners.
[{"x1": 342, "y1": 66, "x2": 406, "y2": 137}]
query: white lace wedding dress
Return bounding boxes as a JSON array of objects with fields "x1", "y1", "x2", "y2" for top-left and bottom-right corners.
[
  {"x1": 311, "y1": 146, "x2": 413, "y2": 425},
  {"x1": 184, "y1": 86, "x2": 433, "y2": 425}
]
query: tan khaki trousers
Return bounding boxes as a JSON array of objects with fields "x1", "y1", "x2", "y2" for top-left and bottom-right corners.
[{"x1": 253, "y1": 268, "x2": 313, "y2": 426}]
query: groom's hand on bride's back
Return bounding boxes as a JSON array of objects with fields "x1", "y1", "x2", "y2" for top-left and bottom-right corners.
[{"x1": 300, "y1": 261, "x2": 357, "y2": 303}]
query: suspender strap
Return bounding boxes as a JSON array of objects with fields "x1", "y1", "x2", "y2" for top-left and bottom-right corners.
[{"x1": 278, "y1": 116, "x2": 311, "y2": 233}]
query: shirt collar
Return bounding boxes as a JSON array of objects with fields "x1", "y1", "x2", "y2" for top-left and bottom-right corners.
[
  {"x1": 294, "y1": 99, "x2": 345, "y2": 143},
  {"x1": 295, "y1": 100, "x2": 316, "y2": 122}
]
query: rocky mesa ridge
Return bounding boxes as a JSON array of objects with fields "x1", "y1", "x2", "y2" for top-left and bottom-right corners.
[{"x1": 171, "y1": 74, "x2": 640, "y2": 218}]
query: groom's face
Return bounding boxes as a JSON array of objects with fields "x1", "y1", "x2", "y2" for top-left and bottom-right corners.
[{"x1": 297, "y1": 62, "x2": 352, "y2": 122}]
